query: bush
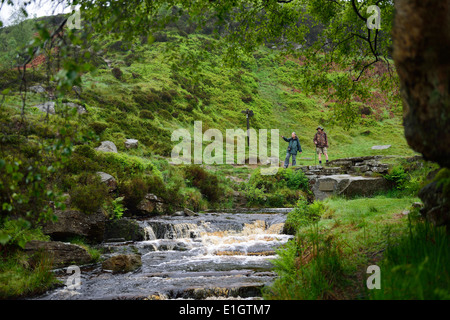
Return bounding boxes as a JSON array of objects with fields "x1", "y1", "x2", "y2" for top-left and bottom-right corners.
[
  {"x1": 284, "y1": 197, "x2": 324, "y2": 235},
  {"x1": 118, "y1": 177, "x2": 149, "y2": 211},
  {"x1": 89, "y1": 121, "x2": 108, "y2": 135},
  {"x1": 139, "y1": 110, "x2": 154, "y2": 120},
  {"x1": 69, "y1": 173, "x2": 109, "y2": 214},
  {"x1": 105, "y1": 197, "x2": 125, "y2": 220},
  {"x1": 180, "y1": 187, "x2": 206, "y2": 211},
  {"x1": 112, "y1": 67, "x2": 123, "y2": 80},
  {"x1": 183, "y1": 165, "x2": 224, "y2": 203},
  {"x1": 285, "y1": 169, "x2": 310, "y2": 191},
  {"x1": 385, "y1": 165, "x2": 408, "y2": 190},
  {"x1": 244, "y1": 168, "x2": 311, "y2": 207},
  {"x1": 73, "y1": 145, "x2": 96, "y2": 158}
]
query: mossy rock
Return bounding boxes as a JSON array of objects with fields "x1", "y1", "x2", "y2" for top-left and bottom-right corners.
[
  {"x1": 104, "y1": 218, "x2": 145, "y2": 242},
  {"x1": 101, "y1": 254, "x2": 142, "y2": 273}
]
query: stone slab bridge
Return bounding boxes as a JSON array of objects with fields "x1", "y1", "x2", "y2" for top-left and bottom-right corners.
[{"x1": 294, "y1": 156, "x2": 392, "y2": 200}]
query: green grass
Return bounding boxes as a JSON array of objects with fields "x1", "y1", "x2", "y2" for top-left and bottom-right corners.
[
  {"x1": 368, "y1": 220, "x2": 450, "y2": 300},
  {"x1": 0, "y1": 251, "x2": 60, "y2": 299},
  {"x1": 264, "y1": 195, "x2": 422, "y2": 300}
]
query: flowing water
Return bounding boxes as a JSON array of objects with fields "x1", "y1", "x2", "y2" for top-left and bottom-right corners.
[{"x1": 35, "y1": 209, "x2": 293, "y2": 300}]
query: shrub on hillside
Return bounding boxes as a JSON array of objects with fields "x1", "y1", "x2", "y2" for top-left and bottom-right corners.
[
  {"x1": 112, "y1": 67, "x2": 123, "y2": 80},
  {"x1": 69, "y1": 173, "x2": 109, "y2": 214},
  {"x1": 139, "y1": 110, "x2": 154, "y2": 120},
  {"x1": 183, "y1": 165, "x2": 224, "y2": 203},
  {"x1": 89, "y1": 121, "x2": 108, "y2": 135},
  {"x1": 118, "y1": 177, "x2": 149, "y2": 211}
]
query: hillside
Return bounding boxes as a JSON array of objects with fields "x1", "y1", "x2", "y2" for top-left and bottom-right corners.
[
  {"x1": 1, "y1": 15, "x2": 415, "y2": 162},
  {"x1": 2, "y1": 12, "x2": 446, "y2": 302}
]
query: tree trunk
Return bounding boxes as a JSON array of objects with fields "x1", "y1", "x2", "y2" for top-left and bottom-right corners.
[{"x1": 392, "y1": 0, "x2": 450, "y2": 168}]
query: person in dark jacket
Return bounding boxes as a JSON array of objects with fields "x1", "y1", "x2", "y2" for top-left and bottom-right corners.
[
  {"x1": 313, "y1": 126, "x2": 328, "y2": 165},
  {"x1": 281, "y1": 132, "x2": 302, "y2": 168}
]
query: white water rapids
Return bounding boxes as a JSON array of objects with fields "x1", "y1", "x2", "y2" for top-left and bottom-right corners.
[{"x1": 35, "y1": 209, "x2": 293, "y2": 300}]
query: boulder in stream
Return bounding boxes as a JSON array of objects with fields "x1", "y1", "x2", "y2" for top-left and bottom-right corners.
[
  {"x1": 102, "y1": 254, "x2": 142, "y2": 273},
  {"x1": 104, "y1": 218, "x2": 145, "y2": 242}
]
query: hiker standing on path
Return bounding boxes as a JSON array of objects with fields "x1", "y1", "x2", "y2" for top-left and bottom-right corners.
[
  {"x1": 313, "y1": 126, "x2": 329, "y2": 165},
  {"x1": 281, "y1": 132, "x2": 302, "y2": 168}
]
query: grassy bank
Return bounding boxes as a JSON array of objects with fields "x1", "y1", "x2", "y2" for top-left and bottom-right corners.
[
  {"x1": 264, "y1": 160, "x2": 449, "y2": 300},
  {"x1": 264, "y1": 195, "x2": 419, "y2": 299}
]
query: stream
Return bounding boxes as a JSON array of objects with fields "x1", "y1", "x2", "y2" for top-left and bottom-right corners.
[{"x1": 35, "y1": 208, "x2": 293, "y2": 300}]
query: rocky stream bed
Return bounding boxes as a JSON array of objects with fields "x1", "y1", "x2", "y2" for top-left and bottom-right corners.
[{"x1": 33, "y1": 209, "x2": 293, "y2": 300}]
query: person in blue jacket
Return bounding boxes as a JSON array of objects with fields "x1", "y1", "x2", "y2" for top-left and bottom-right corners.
[{"x1": 281, "y1": 132, "x2": 302, "y2": 168}]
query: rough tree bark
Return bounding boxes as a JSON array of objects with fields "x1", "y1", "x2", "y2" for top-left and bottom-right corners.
[
  {"x1": 392, "y1": 0, "x2": 450, "y2": 168},
  {"x1": 392, "y1": 0, "x2": 450, "y2": 229}
]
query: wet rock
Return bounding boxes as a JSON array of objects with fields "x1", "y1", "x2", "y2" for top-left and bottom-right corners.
[
  {"x1": 24, "y1": 240, "x2": 92, "y2": 268},
  {"x1": 104, "y1": 218, "x2": 145, "y2": 242},
  {"x1": 183, "y1": 208, "x2": 196, "y2": 216},
  {"x1": 42, "y1": 208, "x2": 107, "y2": 243},
  {"x1": 175, "y1": 284, "x2": 266, "y2": 299},
  {"x1": 95, "y1": 141, "x2": 117, "y2": 153},
  {"x1": 137, "y1": 193, "x2": 166, "y2": 215},
  {"x1": 102, "y1": 254, "x2": 142, "y2": 273}
]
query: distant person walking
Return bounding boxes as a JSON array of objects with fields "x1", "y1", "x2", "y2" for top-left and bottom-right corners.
[
  {"x1": 281, "y1": 132, "x2": 302, "y2": 168},
  {"x1": 313, "y1": 126, "x2": 328, "y2": 165}
]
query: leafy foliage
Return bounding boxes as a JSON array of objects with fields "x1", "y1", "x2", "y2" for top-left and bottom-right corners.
[
  {"x1": 68, "y1": 172, "x2": 109, "y2": 214},
  {"x1": 283, "y1": 197, "x2": 324, "y2": 235},
  {"x1": 384, "y1": 165, "x2": 408, "y2": 190}
]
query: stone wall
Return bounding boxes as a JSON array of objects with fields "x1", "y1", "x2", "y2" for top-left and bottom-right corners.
[
  {"x1": 296, "y1": 156, "x2": 390, "y2": 178},
  {"x1": 295, "y1": 156, "x2": 393, "y2": 200}
]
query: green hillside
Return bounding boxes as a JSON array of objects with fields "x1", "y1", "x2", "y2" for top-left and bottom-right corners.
[
  {"x1": 2, "y1": 21, "x2": 415, "y2": 163},
  {"x1": 2, "y1": 11, "x2": 444, "y2": 301}
]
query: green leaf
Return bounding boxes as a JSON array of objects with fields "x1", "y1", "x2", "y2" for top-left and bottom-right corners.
[{"x1": 0, "y1": 231, "x2": 12, "y2": 245}]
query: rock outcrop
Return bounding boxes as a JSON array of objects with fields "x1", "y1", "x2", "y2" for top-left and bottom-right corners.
[
  {"x1": 136, "y1": 193, "x2": 167, "y2": 215},
  {"x1": 104, "y1": 218, "x2": 145, "y2": 242},
  {"x1": 310, "y1": 174, "x2": 391, "y2": 200},
  {"x1": 418, "y1": 180, "x2": 450, "y2": 229},
  {"x1": 33, "y1": 102, "x2": 87, "y2": 115},
  {"x1": 24, "y1": 240, "x2": 92, "y2": 268},
  {"x1": 125, "y1": 139, "x2": 139, "y2": 149},
  {"x1": 96, "y1": 171, "x2": 117, "y2": 192},
  {"x1": 42, "y1": 209, "x2": 107, "y2": 243}
]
